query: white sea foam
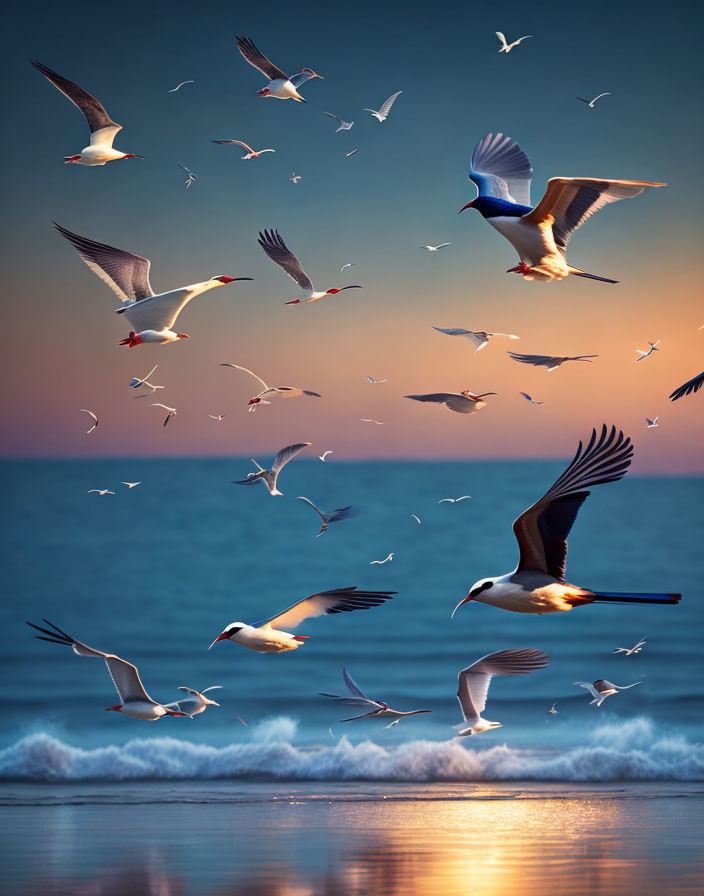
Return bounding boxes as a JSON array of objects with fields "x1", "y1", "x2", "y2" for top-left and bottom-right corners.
[{"x1": 1, "y1": 717, "x2": 702, "y2": 782}]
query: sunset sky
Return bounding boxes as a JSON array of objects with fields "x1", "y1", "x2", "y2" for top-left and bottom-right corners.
[{"x1": 2, "y1": 0, "x2": 702, "y2": 471}]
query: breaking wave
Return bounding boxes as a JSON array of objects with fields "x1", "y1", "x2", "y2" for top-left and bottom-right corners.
[{"x1": 1, "y1": 717, "x2": 702, "y2": 782}]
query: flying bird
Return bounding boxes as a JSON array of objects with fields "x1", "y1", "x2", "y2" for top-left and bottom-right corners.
[
  {"x1": 433, "y1": 326, "x2": 519, "y2": 353},
  {"x1": 508, "y1": 352, "x2": 598, "y2": 371},
  {"x1": 613, "y1": 638, "x2": 647, "y2": 656},
  {"x1": 646, "y1": 417, "x2": 659, "y2": 428},
  {"x1": 341, "y1": 263, "x2": 355, "y2": 272},
  {"x1": 211, "y1": 139, "x2": 275, "y2": 159},
  {"x1": 209, "y1": 414, "x2": 227, "y2": 422},
  {"x1": 151, "y1": 403, "x2": 177, "y2": 426},
  {"x1": 405, "y1": 390, "x2": 496, "y2": 414},
  {"x1": 366, "y1": 376, "x2": 387, "y2": 384},
  {"x1": 370, "y1": 553, "x2": 393, "y2": 565},
  {"x1": 26, "y1": 619, "x2": 186, "y2": 720},
  {"x1": 56, "y1": 224, "x2": 252, "y2": 346},
  {"x1": 258, "y1": 229, "x2": 362, "y2": 304},
  {"x1": 232, "y1": 442, "x2": 311, "y2": 496},
  {"x1": 87, "y1": 489, "x2": 115, "y2": 495},
  {"x1": 364, "y1": 91, "x2": 402, "y2": 122},
  {"x1": 577, "y1": 93, "x2": 610, "y2": 108},
  {"x1": 164, "y1": 687, "x2": 222, "y2": 718},
  {"x1": 129, "y1": 365, "x2": 163, "y2": 393},
  {"x1": 520, "y1": 392, "x2": 544, "y2": 405},
  {"x1": 574, "y1": 679, "x2": 641, "y2": 707},
  {"x1": 324, "y1": 112, "x2": 354, "y2": 131},
  {"x1": 121, "y1": 482, "x2": 141, "y2": 489},
  {"x1": 319, "y1": 450, "x2": 333, "y2": 462},
  {"x1": 80, "y1": 408, "x2": 98, "y2": 434},
  {"x1": 290, "y1": 173, "x2": 302, "y2": 183},
  {"x1": 346, "y1": 150, "x2": 359, "y2": 157},
  {"x1": 177, "y1": 164, "x2": 197, "y2": 189},
  {"x1": 548, "y1": 702, "x2": 559, "y2": 715},
  {"x1": 209, "y1": 586, "x2": 395, "y2": 653},
  {"x1": 459, "y1": 132, "x2": 665, "y2": 282},
  {"x1": 411, "y1": 515, "x2": 421, "y2": 525},
  {"x1": 168, "y1": 80, "x2": 195, "y2": 92},
  {"x1": 438, "y1": 496, "x2": 471, "y2": 503},
  {"x1": 220, "y1": 363, "x2": 321, "y2": 409},
  {"x1": 361, "y1": 418, "x2": 386, "y2": 425},
  {"x1": 320, "y1": 667, "x2": 430, "y2": 725},
  {"x1": 296, "y1": 497, "x2": 358, "y2": 537},
  {"x1": 495, "y1": 32, "x2": 532, "y2": 53},
  {"x1": 456, "y1": 648, "x2": 548, "y2": 736},
  {"x1": 636, "y1": 340, "x2": 660, "y2": 361},
  {"x1": 419, "y1": 243, "x2": 451, "y2": 252},
  {"x1": 31, "y1": 60, "x2": 143, "y2": 166},
  {"x1": 669, "y1": 371, "x2": 704, "y2": 401},
  {"x1": 451, "y1": 425, "x2": 681, "y2": 617},
  {"x1": 235, "y1": 36, "x2": 323, "y2": 102}
]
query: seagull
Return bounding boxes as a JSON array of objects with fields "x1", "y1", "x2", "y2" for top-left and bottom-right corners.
[
  {"x1": 168, "y1": 80, "x2": 195, "y2": 92},
  {"x1": 419, "y1": 243, "x2": 451, "y2": 252},
  {"x1": 56, "y1": 224, "x2": 252, "y2": 346},
  {"x1": 129, "y1": 366, "x2": 163, "y2": 393},
  {"x1": 151, "y1": 403, "x2": 177, "y2": 426},
  {"x1": 232, "y1": 442, "x2": 310, "y2": 496},
  {"x1": 26, "y1": 619, "x2": 186, "y2": 719},
  {"x1": 220, "y1": 363, "x2": 321, "y2": 410},
  {"x1": 451, "y1": 425, "x2": 681, "y2": 617},
  {"x1": 296, "y1": 497, "x2": 359, "y2": 537},
  {"x1": 324, "y1": 112, "x2": 354, "y2": 131},
  {"x1": 235, "y1": 36, "x2": 323, "y2": 102},
  {"x1": 209, "y1": 414, "x2": 227, "y2": 422},
  {"x1": 341, "y1": 263, "x2": 356, "y2": 272},
  {"x1": 364, "y1": 91, "x2": 402, "y2": 122},
  {"x1": 290, "y1": 173, "x2": 302, "y2": 183},
  {"x1": 361, "y1": 418, "x2": 386, "y2": 425},
  {"x1": 320, "y1": 667, "x2": 430, "y2": 725},
  {"x1": 121, "y1": 482, "x2": 141, "y2": 489},
  {"x1": 209, "y1": 586, "x2": 395, "y2": 653},
  {"x1": 370, "y1": 553, "x2": 393, "y2": 565},
  {"x1": 669, "y1": 372, "x2": 704, "y2": 401},
  {"x1": 636, "y1": 340, "x2": 660, "y2": 361},
  {"x1": 508, "y1": 352, "x2": 598, "y2": 371},
  {"x1": 520, "y1": 392, "x2": 544, "y2": 405},
  {"x1": 456, "y1": 648, "x2": 548, "y2": 736},
  {"x1": 31, "y1": 60, "x2": 143, "y2": 166},
  {"x1": 177, "y1": 163, "x2": 197, "y2": 188},
  {"x1": 319, "y1": 450, "x2": 333, "y2": 462},
  {"x1": 411, "y1": 515, "x2": 422, "y2": 525},
  {"x1": 433, "y1": 326, "x2": 519, "y2": 353},
  {"x1": 574, "y1": 679, "x2": 641, "y2": 707},
  {"x1": 211, "y1": 139, "x2": 275, "y2": 159},
  {"x1": 439, "y1": 496, "x2": 471, "y2": 503},
  {"x1": 80, "y1": 408, "x2": 98, "y2": 434},
  {"x1": 87, "y1": 489, "x2": 115, "y2": 495},
  {"x1": 163, "y1": 687, "x2": 222, "y2": 718},
  {"x1": 495, "y1": 32, "x2": 532, "y2": 53},
  {"x1": 346, "y1": 150, "x2": 359, "y2": 157},
  {"x1": 258, "y1": 229, "x2": 362, "y2": 304},
  {"x1": 613, "y1": 638, "x2": 647, "y2": 656},
  {"x1": 548, "y1": 702, "x2": 559, "y2": 715},
  {"x1": 646, "y1": 417, "x2": 659, "y2": 428},
  {"x1": 366, "y1": 376, "x2": 387, "y2": 384},
  {"x1": 459, "y1": 132, "x2": 665, "y2": 282},
  {"x1": 577, "y1": 93, "x2": 610, "y2": 108},
  {"x1": 405, "y1": 390, "x2": 497, "y2": 414}
]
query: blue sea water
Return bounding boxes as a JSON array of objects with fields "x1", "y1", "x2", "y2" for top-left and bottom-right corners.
[{"x1": 1, "y1": 458, "x2": 703, "y2": 782}]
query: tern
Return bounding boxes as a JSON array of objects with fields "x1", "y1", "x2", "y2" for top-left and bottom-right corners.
[
  {"x1": 296, "y1": 497, "x2": 358, "y2": 537},
  {"x1": 452, "y1": 425, "x2": 681, "y2": 617},
  {"x1": 495, "y1": 32, "x2": 532, "y2": 53},
  {"x1": 366, "y1": 376, "x2": 387, "y2": 384},
  {"x1": 420, "y1": 243, "x2": 451, "y2": 252},
  {"x1": 164, "y1": 687, "x2": 221, "y2": 718},
  {"x1": 221, "y1": 363, "x2": 321, "y2": 410},
  {"x1": 87, "y1": 489, "x2": 114, "y2": 495},
  {"x1": 456, "y1": 648, "x2": 548, "y2": 736},
  {"x1": 548, "y1": 702, "x2": 559, "y2": 715},
  {"x1": 433, "y1": 326, "x2": 519, "y2": 353},
  {"x1": 80, "y1": 408, "x2": 98, "y2": 434},
  {"x1": 364, "y1": 91, "x2": 402, "y2": 122},
  {"x1": 508, "y1": 352, "x2": 598, "y2": 371},
  {"x1": 168, "y1": 80, "x2": 195, "y2": 92},
  {"x1": 346, "y1": 150, "x2": 358, "y2": 157},
  {"x1": 31, "y1": 60, "x2": 143, "y2": 166},
  {"x1": 129, "y1": 366, "x2": 163, "y2": 393},
  {"x1": 209, "y1": 414, "x2": 227, "y2": 422},
  {"x1": 646, "y1": 417, "x2": 659, "y2": 428},
  {"x1": 212, "y1": 139, "x2": 275, "y2": 159},
  {"x1": 151, "y1": 403, "x2": 177, "y2": 426},
  {"x1": 636, "y1": 340, "x2": 660, "y2": 361},
  {"x1": 439, "y1": 496, "x2": 471, "y2": 503},
  {"x1": 236, "y1": 36, "x2": 323, "y2": 102},
  {"x1": 121, "y1": 482, "x2": 141, "y2": 489},
  {"x1": 341, "y1": 263, "x2": 356, "y2": 272},
  {"x1": 459, "y1": 133, "x2": 665, "y2": 282},
  {"x1": 405, "y1": 390, "x2": 497, "y2": 414},
  {"x1": 520, "y1": 392, "x2": 544, "y2": 405},
  {"x1": 320, "y1": 667, "x2": 430, "y2": 725},
  {"x1": 258, "y1": 229, "x2": 362, "y2": 304},
  {"x1": 577, "y1": 93, "x2": 610, "y2": 108},
  {"x1": 613, "y1": 638, "x2": 647, "y2": 656},
  {"x1": 290, "y1": 173, "x2": 302, "y2": 183},
  {"x1": 669, "y1": 372, "x2": 704, "y2": 400},
  {"x1": 319, "y1": 450, "x2": 333, "y2": 462},
  {"x1": 361, "y1": 418, "x2": 386, "y2": 425},
  {"x1": 574, "y1": 679, "x2": 641, "y2": 707},
  {"x1": 411, "y1": 514, "x2": 422, "y2": 525},
  {"x1": 324, "y1": 112, "x2": 354, "y2": 132},
  {"x1": 177, "y1": 163, "x2": 197, "y2": 188},
  {"x1": 232, "y1": 442, "x2": 310, "y2": 496},
  {"x1": 56, "y1": 224, "x2": 252, "y2": 346},
  {"x1": 209, "y1": 586, "x2": 395, "y2": 653},
  {"x1": 26, "y1": 619, "x2": 186, "y2": 719},
  {"x1": 370, "y1": 553, "x2": 394, "y2": 565}
]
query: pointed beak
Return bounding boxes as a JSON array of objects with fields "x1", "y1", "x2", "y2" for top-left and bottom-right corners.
[
  {"x1": 451, "y1": 595, "x2": 473, "y2": 618},
  {"x1": 207, "y1": 699, "x2": 221, "y2": 707},
  {"x1": 458, "y1": 200, "x2": 475, "y2": 214},
  {"x1": 209, "y1": 632, "x2": 229, "y2": 650}
]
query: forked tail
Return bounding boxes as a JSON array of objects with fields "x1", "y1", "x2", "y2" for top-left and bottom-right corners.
[
  {"x1": 570, "y1": 269, "x2": 618, "y2": 284},
  {"x1": 590, "y1": 591, "x2": 681, "y2": 605}
]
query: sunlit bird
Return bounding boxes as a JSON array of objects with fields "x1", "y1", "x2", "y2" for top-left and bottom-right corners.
[
  {"x1": 646, "y1": 417, "x2": 659, "y2": 428},
  {"x1": 87, "y1": 489, "x2": 114, "y2": 495},
  {"x1": 420, "y1": 243, "x2": 451, "y2": 252},
  {"x1": 80, "y1": 408, "x2": 98, "y2": 434},
  {"x1": 177, "y1": 163, "x2": 197, "y2": 188},
  {"x1": 209, "y1": 414, "x2": 227, "y2": 422},
  {"x1": 613, "y1": 638, "x2": 647, "y2": 656},
  {"x1": 212, "y1": 139, "x2": 275, "y2": 159},
  {"x1": 520, "y1": 392, "x2": 544, "y2": 405},
  {"x1": 232, "y1": 442, "x2": 311, "y2": 496},
  {"x1": 324, "y1": 112, "x2": 354, "y2": 131},
  {"x1": 341, "y1": 263, "x2": 356, "y2": 272},
  {"x1": 405, "y1": 390, "x2": 496, "y2": 414},
  {"x1": 121, "y1": 482, "x2": 141, "y2": 489},
  {"x1": 433, "y1": 326, "x2": 519, "y2": 353},
  {"x1": 574, "y1": 679, "x2": 641, "y2": 707},
  {"x1": 364, "y1": 91, "x2": 402, "y2": 122},
  {"x1": 168, "y1": 80, "x2": 195, "y2": 92},
  {"x1": 548, "y1": 702, "x2": 559, "y2": 715},
  {"x1": 129, "y1": 365, "x2": 163, "y2": 393},
  {"x1": 439, "y1": 496, "x2": 471, "y2": 503},
  {"x1": 366, "y1": 376, "x2": 387, "y2": 384},
  {"x1": 151, "y1": 403, "x2": 177, "y2": 426},
  {"x1": 577, "y1": 93, "x2": 610, "y2": 107},
  {"x1": 320, "y1": 667, "x2": 430, "y2": 726},
  {"x1": 290, "y1": 172, "x2": 302, "y2": 183},
  {"x1": 495, "y1": 32, "x2": 532, "y2": 53},
  {"x1": 636, "y1": 340, "x2": 660, "y2": 361},
  {"x1": 236, "y1": 36, "x2": 323, "y2": 102},
  {"x1": 319, "y1": 450, "x2": 333, "y2": 462},
  {"x1": 164, "y1": 687, "x2": 222, "y2": 718},
  {"x1": 361, "y1": 418, "x2": 386, "y2": 425},
  {"x1": 370, "y1": 553, "x2": 394, "y2": 565},
  {"x1": 220, "y1": 363, "x2": 321, "y2": 410},
  {"x1": 508, "y1": 352, "x2": 598, "y2": 371},
  {"x1": 297, "y1": 496, "x2": 359, "y2": 537}
]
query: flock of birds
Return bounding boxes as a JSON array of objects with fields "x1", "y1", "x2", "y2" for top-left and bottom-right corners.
[{"x1": 25, "y1": 30, "x2": 697, "y2": 739}]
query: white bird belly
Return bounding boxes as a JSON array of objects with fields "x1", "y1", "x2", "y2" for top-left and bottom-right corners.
[
  {"x1": 269, "y1": 80, "x2": 301, "y2": 100},
  {"x1": 121, "y1": 701, "x2": 166, "y2": 720},
  {"x1": 235, "y1": 628, "x2": 300, "y2": 653},
  {"x1": 78, "y1": 145, "x2": 123, "y2": 165},
  {"x1": 488, "y1": 216, "x2": 570, "y2": 280},
  {"x1": 476, "y1": 581, "x2": 582, "y2": 614}
]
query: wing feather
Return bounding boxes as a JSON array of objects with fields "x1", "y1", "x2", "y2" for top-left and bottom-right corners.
[
  {"x1": 257, "y1": 586, "x2": 395, "y2": 631},
  {"x1": 258, "y1": 229, "x2": 313, "y2": 290},
  {"x1": 31, "y1": 60, "x2": 120, "y2": 137},
  {"x1": 458, "y1": 648, "x2": 548, "y2": 723},
  {"x1": 235, "y1": 37, "x2": 288, "y2": 81},
  {"x1": 469, "y1": 133, "x2": 533, "y2": 205}
]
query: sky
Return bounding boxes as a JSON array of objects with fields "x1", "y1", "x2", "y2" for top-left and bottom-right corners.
[{"x1": 1, "y1": 0, "x2": 702, "y2": 471}]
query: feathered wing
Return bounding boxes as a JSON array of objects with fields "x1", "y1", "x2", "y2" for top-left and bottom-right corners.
[
  {"x1": 290, "y1": 70, "x2": 319, "y2": 88},
  {"x1": 235, "y1": 36, "x2": 288, "y2": 81},
  {"x1": 120, "y1": 289, "x2": 198, "y2": 332},
  {"x1": 457, "y1": 649, "x2": 549, "y2": 725},
  {"x1": 376, "y1": 91, "x2": 402, "y2": 120},
  {"x1": 512, "y1": 425, "x2": 633, "y2": 580},
  {"x1": 257, "y1": 229, "x2": 313, "y2": 290},
  {"x1": 669, "y1": 371, "x2": 704, "y2": 401},
  {"x1": 469, "y1": 133, "x2": 533, "y2": 205},
  {"x1": 220, "y1": 363, "x2": 270, "y2": 393},
  {"x1": 212, "y1": 139, "x2": 255, "y2": 153},
  {"x1": 272, "y1": 442, "x2": 311, "y2": 472},
  {"x1": 257, "y1": 586, "x2": 395, "y2": 631}
]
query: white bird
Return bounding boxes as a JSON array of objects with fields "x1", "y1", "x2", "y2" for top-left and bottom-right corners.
[
  {"x1": 508, "y1": 352, "x2": 598, "y2": 371},
  {"x1": 27, "y1": 619, "x2": 186, "y2": 720},
  {"x1": 232, "y1": 442, "x2": 310, "y2": 496},
  {"x1": 405, "y1": 390, "x2": 496, "y2": 414},
  {"x1": 433, "y1": 326, "x2": 519, "y2": 353},
  {"x1": 419, "y1": 243, "x2": 451, "y2": 252},
  {"x1": 646, "y1": 417, "x2": 659, "y2": 428},
  {"x1": 129, "y1": 366, "x2": 163, "y2": 392},
  {"x1": 212, "y1": 139, "x2": 275, "y2": 159},
  {"x1": 574, "y1": 679, "x2": 641, "y2": 707},
  {"x1": 209, "y1": 414, "x2": 227, "y2": 422},
  {"x1": 346, "y1": 150, "x2": 359, "y2": 157},
  {"x1": 548, "y1": 702, "x2": 559, "y2": 715},
  {"x1": 577, "y1": 93, "x2": 610, "y2": 108},
  {"x1": 341, "y1": 263, "x2": 356, "y2": 272},
  {"x1": 258, "y1": 229, "x2": 362, "y2": 304},
  {"x1": 370, "y1": 553, "x2": 393, "y2": 565},
  {"x1": 220, "y1": 363, "x2": 321, "y2": 410},
  {"x1": 296, "y1": 496, "x2": 359, "y2": 537},
  {"x1": 152, "y1": 403, "x2": 177, "y2": 426},
  {"x1": 439, "y1": 496, "x2": 471, "y2": 503},
  {"x1": 80, "y1": 408, "x2": 98, "y2": 434},
  {"x1": 364, "y1": 91, "x2": 402, "y2": 122},
  {"x1": 87, "y1": 489, "x2": 115, "y2": 495},
  {"x1": 361, "y1": 418, "x2": 386, "y2": 425},
  {"x1": 456, "y1": 648, "x2": 548, "y2": 735},
  {"x1": 290, "y1": 172, "x2": 302, "y2": 183},
  {"x1": 209, "y1": 586, "x2": 395, "y2": 653},
  {"x1": 319, "y1": 450, "x2": 333, "y2": 462},
  {"x1": 520, "y1": 392, "x2": 544, "y2": 405},
  {"x1": 613, "y1": 638, "x2": 647, "y2": 656},
  {"x1": 236, "y1": 36, "x2": 323, "y2": 102},
  {"x1": 366, "y1": 376, "x2": 387, "y2": 384},
  {"x1": 177, "y1": 163, "x2": 197, "y2": 188},
  {"x1": 320, "y1": 667, "x2": 431, "y2": 725},
  {"x1": 163, "y1": 687, "x2": 222, "y2": 718},
  {"x1": 459, "y1": 132, "x2": 666, "y2": 282},
  {"x1": 636, "y1": 340, "x2": 660, "y2": 361},
  {"x1": 31, "y1": 60, "x2": 143, "y2": 166},
  {"x1": 168, "y1": 80, "x2": 195, "y2": 92},
  {"x1": 56, "y1": 224, "x2": 252, "y2": 346},
  {"x1": 411, "y1": 515, "x2": 422, "y2": 525},
  {"x1": 121, "y1": 482, "x2": 141, "y2": 489},
  {"x1": 324, "y1": 112, "x2": 354, "y2": 131},
  {"x1": 495, "y1": 32, "x2": 532, "y2": 53}
]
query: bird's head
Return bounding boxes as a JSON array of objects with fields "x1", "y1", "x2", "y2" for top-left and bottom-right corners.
[
  {"x1": 257, "y1": 87, "x2": 271, "y2": 97},
  {"x1": 209, "y1": 623, "x2": 244, "y2": 649},
  {"x1": 248, "y1": 397, "x2": 262, "y2": 406},
  {"x1": 301, "y1": 68, "x2": 323, "y2": 79},
  {"x1": 121, "y1": 154, "x2": 145, "y2": 160},
  {"x1": 451, "y1": 579, "x2": 495, "y2": 617},
  {"x1": 179, "y1": 687, "x2": 221, "y2": 707},
  {"x1": 210, "y1": 275, "x2": 254, "y2": 286}
]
